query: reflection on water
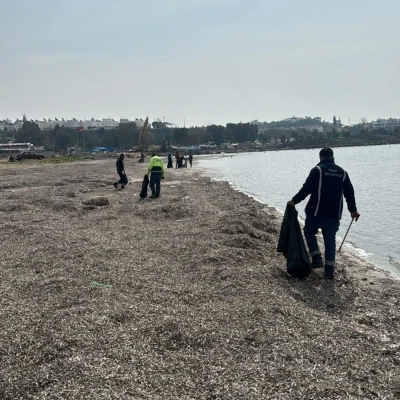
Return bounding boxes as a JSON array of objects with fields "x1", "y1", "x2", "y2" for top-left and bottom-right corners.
[{"x1": 197, "y1": 145, "x2": 400, "y2": 277}]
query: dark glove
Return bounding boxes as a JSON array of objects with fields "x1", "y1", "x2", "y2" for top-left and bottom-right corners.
[{"x1": 351, "y1": 211, "x2": 360, "y2": 221}]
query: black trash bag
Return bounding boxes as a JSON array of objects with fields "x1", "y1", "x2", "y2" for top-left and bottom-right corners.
[
  {"x1": 121, "y1": 174, "x2": 128, "y2": 185},
  {"x1": 277, "y1": 205, "x2": 311, "y2": 278},
  {"x1": 139, "y1": 174, "x2": 149, "y2": 199}
]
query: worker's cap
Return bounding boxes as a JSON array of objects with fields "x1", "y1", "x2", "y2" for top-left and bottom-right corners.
[
  {"x1": 151, "y1": 153, "x2": 156, "y2": 157},
  {"x1": 319, "y1": 147, "x2": 334, "y2": 158}
]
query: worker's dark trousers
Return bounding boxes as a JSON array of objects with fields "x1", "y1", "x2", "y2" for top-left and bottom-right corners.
[
  {"x1": 114, "y1": 172, "x2": 126, "y2": 186},
  {"x1": 116, "y1": 172, "x2": 127, "y2": 185},
  {"x1": 150, "y1": 174, "x2": 162, "y2": 197},
  {"x1": 304, "y1": 216, "x2": 340, "y2": 269}
]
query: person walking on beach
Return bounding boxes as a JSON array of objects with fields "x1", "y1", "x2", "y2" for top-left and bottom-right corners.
[
  {"x1": 175, "y1": 152, "x2": 180, "y2": 168},
  {"x1": 181, "y1": 155, "x2": 187, "y2": 168},
  {"x1": 147, "y1": 153, "x2": 165, "y2": 199},
  {"x1": 113, "y1": 153, "x2": 127, "y2": 189},
  {"x1": 167, "y1": 153, "x2": 173, "y2": 168},
  {"x1": 287, "y1": 147, "x2": 360, "y2": 280},
  {"x1": 188, "y1": 151, "x2": 193, "y2": 167}
]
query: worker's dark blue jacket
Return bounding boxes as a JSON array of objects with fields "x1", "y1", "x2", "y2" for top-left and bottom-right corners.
[
  {"x1": 292, "y1": 159, "x2": 357, "y2": 220},
  {"x1": 116, "y1": 157, "x2": 124, "y2": 173}
]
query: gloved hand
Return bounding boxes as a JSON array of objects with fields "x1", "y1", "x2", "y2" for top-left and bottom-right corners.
[
  {"x1": 287, "y1": 200, "x2": 296, "y2": 207},
  {"x1": 161, "y1": 176, "x2": 165, "y2": 180},
  {"x1": 351, "y1": 211, "x2": 360, "y2": 221}
]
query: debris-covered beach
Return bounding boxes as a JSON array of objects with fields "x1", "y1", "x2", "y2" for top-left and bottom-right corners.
[{"x1": 0, "y1": 158, "x2": 399, "y2": 399}]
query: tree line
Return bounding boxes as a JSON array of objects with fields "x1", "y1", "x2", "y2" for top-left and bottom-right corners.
[
  {"x1": 1, "y1": 121, "x2": 259, "y2": 151},
  {"x1": 2, "y1": 120, "x2": 399, "y2": 151},
  {"x1": 258, "y1": 125, "x2": 400, "y2": 144}
]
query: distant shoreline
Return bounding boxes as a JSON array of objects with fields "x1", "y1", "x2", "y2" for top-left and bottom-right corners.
[
  {"x1": 218, "y1": 136, "x2": 400, "y2": 155},
  {"x1": 161, "y1": 135, "x2": 400, "y2": 156}
]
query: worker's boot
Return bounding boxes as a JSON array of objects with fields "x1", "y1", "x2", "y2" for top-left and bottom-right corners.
[
  {"x1": 324, "y1": 265, "x2": 334, "y2": 280},
  {"x1": 311, "y1": 255, "x2": 323, "y2": 269}
]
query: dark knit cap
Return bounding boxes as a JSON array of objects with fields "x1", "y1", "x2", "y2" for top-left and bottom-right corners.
[{"x1": 319, "y1": 147, "x2": 334, "y2": 158}]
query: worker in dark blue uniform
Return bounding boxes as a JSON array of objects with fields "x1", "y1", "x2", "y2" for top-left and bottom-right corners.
[
  {"x1": 113, "y1": 154, "x2": 127, "y2": 189},
  {"x1": 288, "y1": 148, "x2": 360, "y2": 279}
]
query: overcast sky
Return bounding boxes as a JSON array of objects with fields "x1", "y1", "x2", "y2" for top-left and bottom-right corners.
[{"x1": 1, "y1": 0, "x2": 399, "y2": 126}]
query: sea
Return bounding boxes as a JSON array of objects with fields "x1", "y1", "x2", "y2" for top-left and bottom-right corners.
[{"x1": 196, "y1": 144, "x2": 400, "y2": 278}]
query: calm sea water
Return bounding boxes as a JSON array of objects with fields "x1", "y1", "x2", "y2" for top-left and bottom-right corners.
[{"x1": 196, "y1": 144, "x2": 400, "y2": 277}]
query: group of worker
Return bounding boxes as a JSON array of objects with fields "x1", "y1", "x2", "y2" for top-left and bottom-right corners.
[
  {"x1": 166, "y1": 151, "x2": 193, "y2": 169},
  {"x1": 113, "y1": 147, "x2": 360, "y2": 280},
  {"x1": 113, "y1": 151, "x2": 194, "y2": 199}
]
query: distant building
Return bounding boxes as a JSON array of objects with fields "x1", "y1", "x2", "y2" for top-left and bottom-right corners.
[
  {"x1": 64, "y1": 119, "x2": 82, "y2": 129},
  {"x1": 310, "y1": 126, "x2": 323, "y2": 132},
  {"x1": 385, "y1": 118, "x2": 400, "y2": 130},
  {"x1": 283, "y1": 116, "x2": 305, "y2": 123},
  {"x1": 14, "y1": 120, "x2": 24, "y2": 130},
  {"x1": 101, "y1": 119, "x2": 118, "y2": 129},
  {"x1": 38, "y1": 120, "x2": 60, "y2": 130},
  {"x1": 134, "y1": 118, "x2": 145, "y2": 128},
  {"x1": 83, "y1": 119, "x2": 102, "y2": 129},
  {"x1": 372, "y1": 118, "x2": 400, "y2": 130}
]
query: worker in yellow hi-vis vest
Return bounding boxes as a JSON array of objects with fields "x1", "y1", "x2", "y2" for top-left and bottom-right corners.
[{"x1": 146, "y1": 153, "x2": 165, "y2": 199}]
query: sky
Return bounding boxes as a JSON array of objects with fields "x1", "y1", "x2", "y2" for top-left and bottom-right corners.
[{"x1": 1, "y1": 0, "x2": 399, "y2": 127}]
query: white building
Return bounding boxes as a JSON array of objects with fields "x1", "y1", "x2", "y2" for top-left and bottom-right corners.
[
  {"x1": 385, "y1": 118, "x2": 400, "y2": 130},
  {"x1": 134, "y1": 118, "x2": 145, "y2": 128},
  {"x1": 10, "y1": 121, "x2": 23, "y2": 131},
  {"x1": 372, "y1": 118, "x2": 400, "y2": 130},
  {"x1": 64, "y1": 119, "x2": 82, "y2": 129},
  {"x1": 38, "y1": 120, "x2": 60, "y2": 130},
  {"x1": 310, "y1": 126, "x2": 323, "y2": 132},
  {"x1": 284, "y1": 117, "x2": 305, "y2": 123},
  {"x1": 101, "y1": 119, "x2": 118, "y2": 129},
  {"x1": 83, "y1": 119, "x2": 102, "y2": 129}
]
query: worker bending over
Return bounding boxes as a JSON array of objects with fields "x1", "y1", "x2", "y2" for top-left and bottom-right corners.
[{"x1": 147, "y1": 153, "x2": 165, "y2": 199}]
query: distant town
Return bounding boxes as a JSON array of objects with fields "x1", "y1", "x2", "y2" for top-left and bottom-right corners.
[
  {"x1": 1, "y1": 114, "x2": 400, "y2": 156},
  {"x1": 1, "y1": 115, "x2": 400, "y2": 133},
  {"x1": 0, "y1": 117, "x2": 400, "y2": 132},
  {"x1": 0, "y1": 117, "x2": 152, "y2": 132}
]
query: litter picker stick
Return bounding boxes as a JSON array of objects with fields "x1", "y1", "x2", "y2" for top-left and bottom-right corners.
[{"x1": 337, "y1": 219, "x2": 354, "y2": 253}]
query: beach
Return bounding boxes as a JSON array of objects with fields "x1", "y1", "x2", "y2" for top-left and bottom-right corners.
[{"x1": 0, "y1": 158, "x2": 399, "y2": 399}]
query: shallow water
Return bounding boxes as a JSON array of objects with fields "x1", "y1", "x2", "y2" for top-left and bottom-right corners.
[{"x1": 197, "y1": 144, "x2": 400, "y2": 277}]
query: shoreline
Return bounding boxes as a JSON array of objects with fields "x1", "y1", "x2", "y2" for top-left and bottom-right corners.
[
  {"x1": 0, "y1": 159, "x2": 399, "y2": 398},
  {"x1": 1, "y1": 140, "x2": 400, "y2": 163},
  {"x1": 195, "y1": 150, "x2": 400, "y2": 279},
  {"x1": 196, "y1": 166, "x2": 398, "y2": 284}
]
